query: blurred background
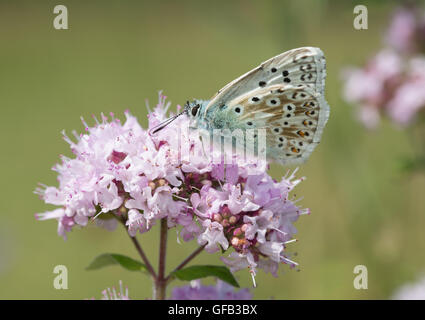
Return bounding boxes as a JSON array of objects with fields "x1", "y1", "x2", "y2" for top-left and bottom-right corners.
[{"x1": 0, "y1": 0, "x2": 424, "y2": 299}]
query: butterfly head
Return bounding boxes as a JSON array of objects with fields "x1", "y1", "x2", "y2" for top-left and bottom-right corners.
[
  {"x1": 184, "y1": 100, "x2": 201, "y2": 117},
  {"x1": 149, "y1": 99, "x2": 207, "y2": 135},
  {"x1": 184, "y1": 100, "x2": 208, "y2": 127}
]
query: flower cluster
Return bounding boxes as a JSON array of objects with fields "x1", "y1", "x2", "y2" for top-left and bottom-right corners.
[
  {"x1": 342, "y1": 6, "x2": 425, "y2": 128},
  {"x1": 35, "y1": 92, "x2": 308, "y2": 283},
  {"x1": 171, "y1": 280, "x2": 252, "y2": 300}
]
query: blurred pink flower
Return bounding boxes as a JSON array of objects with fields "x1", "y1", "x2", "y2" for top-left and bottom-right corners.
[
  {"x1": 342, "y1": 6, "x2": 425, "y2": 129},
  {"x1": 357, "y1": 105, "x2": 381, "y2": 130},
  {"x1": 343, "y1": 49, "x2": 402, "y2": 104},
  {"x1": 387, "y1": 57, "x2": 425, "y2": 125},
  {"x1": 170, "y1": 280, "x2": 252, "y2": 300},
  {"x1": 342, "y1": 49, "x2": 425, "y2": 128},
  {"x1": 392, "y1": 275, "x2": 425, "y2": 300},
  {"x1": 385, "y1": 8, "x2": 418, "y2": 54}
]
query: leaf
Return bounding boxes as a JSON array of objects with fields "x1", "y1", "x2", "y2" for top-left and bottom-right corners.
[
  {"x1": 86, "y1": 253, "x2": 147, "y2": 273},
  {"x1": 172, "y1": 265, "x2": 239, "y2": 287}
]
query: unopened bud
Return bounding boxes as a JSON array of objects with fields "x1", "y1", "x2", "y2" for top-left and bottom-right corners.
[
  {"x1": 148, "y1": 181, "x2": 156, "y2": 190},
  {"x1": 231, "y1": 237, "x2": 240, "y2": 246},
  {"x1": 222, "y1": 219, "x2": 229, "y2": 227},
  {"x1": 229, "y1": 215, "x2": 238, "y2": 224},
  {"x1": 201, "y1": 180, "x2": 212, "y2": 186},
  {"x1": 213, "y1": 213, "x2": 222, "y2": 222},
  {"x1": 158, "y1": 178, "x2": 166, "y2": 186},
  {"x1": 241, "y1": 223, "x2": 249, "y2": 232},
  {"x1": 233, "y1": 227, "x2": 242, "y2": 237},
  {"x1": 221, "y1": 205, "x2": 231, "y2": 217}
]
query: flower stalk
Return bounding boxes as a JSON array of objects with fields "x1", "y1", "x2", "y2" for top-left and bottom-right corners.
[
  {"x1": 156, "y1": 218, "x2": 168, "y2": 300},
  {"x1": 116, "y1": 214, "x2": 157, "y2": 280}
]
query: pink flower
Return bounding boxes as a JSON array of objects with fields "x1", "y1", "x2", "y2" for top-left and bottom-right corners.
[
  {"x1": 385, "y1": 8, "x2": 418, "y2": 54},
  {"x1": 126, "y1": 209, "x2": 148, "y2": 237},
  {"x1": 100, "y1": 281, "x2": 130, "y2": 300},
  {"x1": 342, "y1": 49, "x2": 402, "y2": 109},
  {"x1": 198, "y1": 220, "x2": 229, "y2": 253},
  {"x1": 221, "y1": 251, "x2": 258, "y2": 285},
  {"x1": 392, "y1": 274, "x2": 425, "y2": 300},
  {"x1": 387, "y1": 57, "x2": 425, "y2": 125},
  {"x1": 222, "y1": 184, "x2": 260, "y2": 214},
  {"x1": 342, "y1": 6, "x2": 425, "y2": 129},
  {"x1": 170, "y1": 279, "x2": 252, "y2": 300},
  {"x1": 243, "y1": 210, "x2": 276, "y2": 244}
]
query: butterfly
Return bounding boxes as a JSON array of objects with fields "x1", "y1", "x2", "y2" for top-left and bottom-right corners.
[{"x1": 151, "y1": 47, "x2": 330, "y2": 165}]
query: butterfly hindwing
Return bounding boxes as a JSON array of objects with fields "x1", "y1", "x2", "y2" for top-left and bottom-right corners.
[{"x1": 216, "y1": 84, "x2": 325, "y2": 164}]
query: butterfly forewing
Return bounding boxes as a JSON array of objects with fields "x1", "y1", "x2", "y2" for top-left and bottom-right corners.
[
  {"x1": 201, "y1": 47, "x2": 329, "y2": 165},
  {"x1": 206, "y1": 47, "x2": 327, "y2": 111}
]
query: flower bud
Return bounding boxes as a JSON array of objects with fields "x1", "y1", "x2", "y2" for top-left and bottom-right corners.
[
  {"x1": 158, "y1": 178, "x2": 166, "y2": 186},
  {"x1": 233, "y1": 227, "x2": 242, "y2": 237},
  {"x1": 229, "y1": 215, "x2": 238, "y2": 225},
  {"x1": 221, "y1": 205, "x2": 231, "y2": 218},
  {"x1": 148, "y1": 181, "x2": 156, "y2": 190},
  {"x1": 221, "y1": 219, "x2": 229, "y2": 227},
  {"x1": 241, "y1": 223, "x2": 249, "y2": 232},
  {"x1": 231, "y1": 237, "x2": 240, "y2": 247},
  {"x1": 213, "y1": 213, "x2": 222, "y2": 222}
]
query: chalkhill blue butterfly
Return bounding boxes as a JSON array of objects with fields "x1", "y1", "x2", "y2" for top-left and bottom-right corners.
[{"x1": 151, "y1": 47, "x2": 330, "y2": 165}]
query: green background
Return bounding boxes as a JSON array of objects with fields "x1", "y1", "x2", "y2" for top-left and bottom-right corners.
[{"x1": 0, "y1": 0, "x2": 424, "y2": 299}]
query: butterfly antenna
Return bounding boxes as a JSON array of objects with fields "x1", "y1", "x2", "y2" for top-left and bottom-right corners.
[
  {"x1": 184, "y1": 101, "x2": 190, "y2": 113},
  {"x1": 149, "y1": 110, "x2": 186, "y2": 136}
]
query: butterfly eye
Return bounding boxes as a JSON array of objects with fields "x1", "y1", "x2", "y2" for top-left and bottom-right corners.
[{"x1": 191, "y1": 104, "x2": 200, "y2": 116}]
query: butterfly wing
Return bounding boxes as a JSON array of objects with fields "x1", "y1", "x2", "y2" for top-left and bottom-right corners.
[
  {"x1": 206, "y1": 47, "x2": 327, "y2": 111},
  {"x1": 203, "y1": 47, "x2": 329, "y2": 165},
  {"x1": 226, "y1": 84, "x2": 328, "y2": 164}
]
